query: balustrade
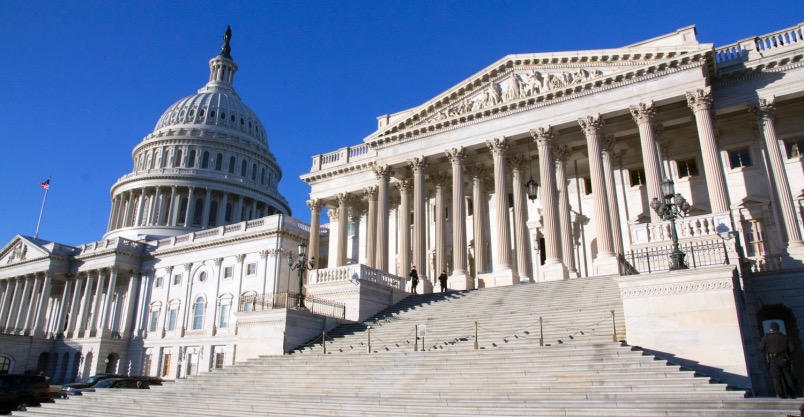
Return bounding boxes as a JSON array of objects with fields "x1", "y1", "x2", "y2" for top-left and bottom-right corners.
[
  {"x1": 308, "y1": 264, "x2": 405, "y2": 290},
  {"x1": 630, "y1": 213, "x2": 732, "y2": 245}
]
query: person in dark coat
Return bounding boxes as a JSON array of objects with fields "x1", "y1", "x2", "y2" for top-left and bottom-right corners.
[
  {"x1": 438, "y1": 270, "x2": 448, "y2": 293},
  {"x1": 409, "y1": 266, "x2": 419, "y2": 294},
  {"x1": 761, "y1": 322, "x2": 797, "y2": 398}
]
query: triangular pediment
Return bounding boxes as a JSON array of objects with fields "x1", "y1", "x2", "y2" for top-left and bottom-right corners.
[
  {"x1": 367, "y1": 27, "x2": 711, "y2": 147},
  {"x1": 0, "y1": 235, "x2": 51, "y2": 265}
]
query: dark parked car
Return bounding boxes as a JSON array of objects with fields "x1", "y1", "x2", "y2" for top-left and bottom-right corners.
[
  {"x1": 59, "y1": 374, "x2": 121, "y2": 396},
  {"x1": 0, "y1": 374, "x2": 51, "y2": 414},
  {"x1": 63, "y1": 378, "x2": 149, "y2": 396},
  {"x1": 129, "y1": 375, "x2": 163, "y2": 386}
]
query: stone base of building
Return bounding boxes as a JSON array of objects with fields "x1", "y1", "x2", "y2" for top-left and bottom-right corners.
[
  {"x1": 541, "y1": 261, "x2": 568, "y2": 281},
  {"x1": 307, "y1": 278, "x2": 409, "y2": 322},
  {"x1": 235, "y1": 308, "x2": 343, "y2": 360},
  {"x1": 593, "y1": 254, "x2": 620, "y2": 276},
  {"x1": 488, "y1": 268, "x2": 519, "y2": 287},
  {"x1": 448, "y1": 273, "x2": 474, "y2": 290}
]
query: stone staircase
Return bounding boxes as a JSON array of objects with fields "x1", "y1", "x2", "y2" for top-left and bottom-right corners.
[{"x1": 23, "y1": 277, "x2": 801, "y2": 416}]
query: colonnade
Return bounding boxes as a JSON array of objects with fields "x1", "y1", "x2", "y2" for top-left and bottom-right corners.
[
  {"x1": 0, "y1": 268, "x2": 140, "y2": 340},
  {"x1": 107, "y1": 185, "x2": 274, "y2": 233},
  {"x1": 307, "y1": 90, "x2": 804, "y2": 287}
]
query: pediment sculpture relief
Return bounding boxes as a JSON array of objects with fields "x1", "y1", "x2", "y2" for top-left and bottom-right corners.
[
  {"x1": 426, "y1": 67, "x2": 605, "y2": 124},
  {"x1": 6, "y1": 242, "x2": 27, "y2": 264}
]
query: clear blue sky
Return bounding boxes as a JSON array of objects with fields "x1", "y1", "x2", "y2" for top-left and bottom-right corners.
[{"x1": 1, "y1": 1, "x2": 801, "y2": 246}]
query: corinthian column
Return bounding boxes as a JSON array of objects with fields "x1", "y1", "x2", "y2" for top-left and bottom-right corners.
[
  {"x1": 486, "y1": 138, "x2": 518, "y2": 285},
  {"x1": 468, "y1": 164, "x2": 489, "y2": 276},
  {"x1": 32, "y1": 272, "x2": 53, "y2": 337},
  {"x1": 686, "y1": 89, "x2": 730, "y2": 213},
  {"x1": 374, "y1": 165, "x2": 392, "y2": 272},
  {"x1": 446, "y1": 148, "x2": 472, "y2": 289},
  {"x1": 408, "y1": 157, "x2": 432, "y2": 292},
  {"x1": 363, "y1": 186, "x2": 378, "y2": 267},
  {"x1": 99, "y1": 267, "x2": 118, "y2": 332},
  {"x1": 336, "y1": 193, "x2": 351, "y2": 266},
  {"x1": 630, "y1": 102, "x2": 664, "y2": 224},
  {"x1": 531, "y1": 127, "x2": 567, "y2": 280},
  {"x1": 602, "y1": 136, "x2": 625, "y2": 256},
  {"x1": 307, "y1": 199, "x2": 323, "y2": 269},
  {"x1": 553, "y1": 145, "x2": 578, "y2": 277},
  {"x1": 507, "y1": 154, "x2": 530, "y2": 282},
  {"x1": 750, "y1": 98, "x2": 804, "y2": 261},
  {"x1": 396, "y1": 180, "x2": 412, "y2": 277},
  {"x1": 579, "y1": 115, "x2": 618, "y2": 275}
]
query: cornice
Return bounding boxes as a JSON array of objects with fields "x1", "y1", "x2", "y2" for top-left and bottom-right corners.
[
  {"x1": 148, "y1": 228, "x2": 307, "y2": 257},
  {"x1": 620, "y1": 277, "x2": 733, "y2": 299},
  {"x1": 368, "y1": 55, "x2": 708, "y2": 149},
  {"x1": 713, "y1": 53, "x2": 804, "y2": 88},
  {"x1": 301, "y1": 160, "x2": 376, "y2": 184}
]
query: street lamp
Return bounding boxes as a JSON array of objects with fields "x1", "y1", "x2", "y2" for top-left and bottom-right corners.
[
  {"x1": 650, "y1": 178, "x2": 691, "y2": 270},
  {"x1": 288, "y1": 242, "x2": 316, "y2": 309},
  {"x1": 526, "y1": 140, "x2": 539, "y2": 201}
]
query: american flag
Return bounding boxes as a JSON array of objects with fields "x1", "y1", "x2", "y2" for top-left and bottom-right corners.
[{"x1": 39, "y1": 179, "x2": 50, "y2": 191}]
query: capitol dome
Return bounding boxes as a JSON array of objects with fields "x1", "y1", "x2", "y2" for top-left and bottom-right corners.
[{"x1": 104, "y1": 27, "x2": 291, "y2": 240}]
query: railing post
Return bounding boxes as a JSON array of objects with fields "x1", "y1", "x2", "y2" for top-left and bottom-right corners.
[
  {"x1": 539, "y1": 317, "x2": 544, "y2": 347},
  {"x1": 611, "y1": 309, "x2": 617, "y2": 342},
  {"x1": 323, "y1": 330, "x2": 327, "y2": 355},
  {"x1": 414, "y1": 325, "x2": 418, "y2": 352},
  {"x1": 690, "y1": 244, "x2": 697, "y2": 268},
  {"x1": 367, "y1": 326, "x2": 372, "y2": 353},
  {"x1": 474, "y1": 321, "x2": 478, "y2": 350}
]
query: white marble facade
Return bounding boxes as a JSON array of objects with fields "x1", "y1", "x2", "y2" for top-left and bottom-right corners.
[{"x1": 1, "y1": 23, "x2": 804, "y2": 395}]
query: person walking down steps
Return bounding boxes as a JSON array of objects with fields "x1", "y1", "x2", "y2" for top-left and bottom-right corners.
[
  {"x1": 761, "y1": 321, "x2": 798, "y2": 399},
  {"x1": 409, "y1": 266, "x2": 419, "y2": 294}
]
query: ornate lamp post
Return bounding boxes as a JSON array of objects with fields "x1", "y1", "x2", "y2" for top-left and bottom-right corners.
[
  {"x1": 288, "y1": 242, "x2": 316, "y2": 309},
  {"x1": 526, "y1": 141, "x2": 539, "y2": 201},
  {"x1": 650, "y1": 178, "x2": 691, "y2": 270}
]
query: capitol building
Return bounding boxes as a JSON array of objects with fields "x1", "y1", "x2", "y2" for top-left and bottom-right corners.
[{"x1": 2, "y1": 23, "x2": 804, "y2": 396}]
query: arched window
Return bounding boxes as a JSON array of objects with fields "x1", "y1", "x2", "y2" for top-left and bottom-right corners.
[
  {"x1": 215, "y1": 153, "x2": 223, "y2": 171},
  {"x1": 187, "y1": 150, "x2": 196, "y2": 168},
  {"x1": 240, "y1": 160, "x2": 247, "y2": 177},
  {"x1": 251, "y1": 164, "x2": 257, "y2": 181},
  {"x1": 209, "y1": 201, "x2": 218, "y2": 226},
  {"x1": 155, "y1": 151, "x2": 162, "y2": 169},
  {"x1": 193, "y1": 198, "x2": 204, "y2": 225},
  {"x1": 178, "y1": 198, "x2": 188, "y2": 224},
  {"x1": 192, "y1": 296, "x2": 205, "y2": 330},
  {"x1": 175, "y1": 149, "x2": 183, "y2": 167},
  {"x1": 225, "y1": 203, "x2": 232, "y2": 222},
  {"x1": 261, "y1": 168, "x2": 266, "y2": 184},
  {"x1": 201, "y1": 151, "x2": 210, "y2": 169},
  {"x1": 162, "y1": 150, "x2": 170, "y2": 168},
  {"x1": 228, "y1": 156, "x2": 236, "y2": 174}
]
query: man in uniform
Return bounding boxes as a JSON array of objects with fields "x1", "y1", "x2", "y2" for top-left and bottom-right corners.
[{"x1": 761, "y1": 322, "x2": 797, "y2": 398}]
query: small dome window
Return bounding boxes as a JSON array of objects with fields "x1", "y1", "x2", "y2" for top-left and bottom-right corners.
[
  {"x1": 240, "y1": 117, "x2": 244, "y2": 126},
  {"x1": 221, "y1": 112, "x2": 226, "y2": 119},
  {"x1": 180, "y1": 109, "x2": 186, "y2": 117},
  {"x1": 189, "y1": 109, "x2": 195, "y2": 118},
  {"x1": 210, "y1": 110, "x2": 216, "y2": 118},
  {"x1": 199, "y1": 109, "x2": 205, "y2": 118},
  {"x1": 230, "y1": 114, "x2": 235, "y2": 123},
  {"x1": 248, "y1": 120, "x2": 252, "y2": 129}
]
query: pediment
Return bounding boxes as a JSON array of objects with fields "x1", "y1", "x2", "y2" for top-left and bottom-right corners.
[
  {"x1": 367, "y1": 39, "x2": 712, "y2": 146},
  {"x1": 0, "y1": 235, "x2": 51, "y2": 265}
]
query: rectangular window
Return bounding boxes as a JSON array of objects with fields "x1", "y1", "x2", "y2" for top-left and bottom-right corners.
[
  {"x1": 785, "y1": 138, "x2": 804, "y2": 158},
  {"x1": 246, "y1": 263, "x2": 257, "y2": 276},
  {"x1": 744, "y1": 220, "x2": 768, "y2": 257},
  {"x1": 155, "y1": 277, "x2": 163, "y2": 288},
  {"x1": 583, "y1": 177, "x2": 592, "y2": 195},
  {"x1": 728, "y1": 147, "x2": 752, "y2": 169},
  {"x1": 162, "y1": 354, "x2": 172, "y2": 377},
  {"x1": 677, "y1": 158, "x2": 699, "y2": 178},
  {"x1": 214, "y1": 352, "x2": 225, "y2": 369},
  {"x1": 149, "y1": 310, "x2": 159, "y2": 332},
  {"x1": 223, "y1": 266, "x2": 233, "y2": 279},
  {"x1": 629, "y1": 167, "x2": 646, "y2": 187},
  {"x1": 347, "y1": 222, "x2": 356, "y2": 237},
  {"x1": 219, "y1": 304, "x2": 230, "y2": 329},
  {"x1": 173, "y1": 274, "x2": 182, "y2": 286},
  {"x1": 167, "y1": 308, "x2": 178, "y2": 331}
]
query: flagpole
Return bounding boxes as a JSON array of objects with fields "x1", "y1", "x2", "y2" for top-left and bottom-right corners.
[{"x1": 34, "y1": 176, "x2": 50, "y2": 240}]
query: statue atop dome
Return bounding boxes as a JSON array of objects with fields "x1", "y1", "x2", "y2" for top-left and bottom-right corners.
[{"x1": 220, "y1": 25, "x2": 232, "y2": 58}]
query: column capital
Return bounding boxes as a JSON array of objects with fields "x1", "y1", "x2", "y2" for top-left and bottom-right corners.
[
  {"x1": 629, "y1": 101, "x2": 655, "y2": 124},
  {"x1": 407, "y1": 156, "x2": 428, "y2": 173},
  {"x1": 336, "y1": 192, "x2": 352, "y2": 207},
  {"x1": 183, "y1": 262, "x2": 193, "y2": 271},
  {"x1": 486, "y1": 137, "x2": 509, "y2": 157},
  {"x1": 552, "y1": 145, "x2": 572, "y2": 163},
  {"x1": 235, "y1": 254, "x2": 246, "y2": 263},
  {"x1": 578, "y1": 114, "x2": 604, "y2": 136},
  {"x1": 327, "y1": 207, "x2": 339, "y2": 221},
  {"x1": 507, "y1": 154, "x2": 528, "y2": 170},
  {"x1": 749, "y1": 96, "x2": 776, "y2": 121},
  {"x1": 529, "y1": 126, "x2": 554, "y2": 145},
  {"x1": 373, "y1": 164, "x2": 392, "y2": 179},
  {"x1": 306, "y1": 198, "x2": 323, "y2": 213},
  {"x1": 259, "y1": 249, "x2": 271, "y2": 259},
  {"x1": 363, "y1": 186, "x2": 379, "y2": 201},
  {"x1": 602, "y1": 135, "x2": 617, "y2": 154},
  {"x1": 395, "y1": 179, "x2": 413, "y2": 193},
  {"x1": 213, "y1": 257, "x2": 223, "y2": 266},
  {"x1": 431, "y1": 171, "x2": 450, "y2": 186},
  {"x1": 466, "y1": 163, "x2": 489, "y2": 179},
  {"x1": 445, "y1": 147, "x2": 466, "y2": 164},
  {"x1": 686, "y1": 88, "x2": 713, "y2": 112}
]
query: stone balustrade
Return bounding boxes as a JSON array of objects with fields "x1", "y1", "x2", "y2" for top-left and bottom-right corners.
[
  {"x1": 715, "y1": 22, "x2": 804, "y2": 66},
  {"x1": 630, "y1": 212, "x2": 732, "y2": 245},
  {"x1": 309, "y1": 143, "x2": 375, "y2": 172},
  {"x1": 308, "y1": 264, "x2": 405, "y2": 290}
]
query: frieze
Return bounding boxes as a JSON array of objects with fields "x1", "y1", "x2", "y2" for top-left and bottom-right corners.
[{"x1": 619, "y1": 277, "x2": 734, "y2": 299}]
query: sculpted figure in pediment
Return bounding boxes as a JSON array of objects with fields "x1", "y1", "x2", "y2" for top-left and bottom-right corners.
[
  {"x1": 504, "y1": 74, "x2": 522, "y2": 102},
  {"x1": 525, "y1": 70, "x2": 543, "y2": 96},
  {"x1": 6, "y1": 242, "x2": 27, "y2": 264}
]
